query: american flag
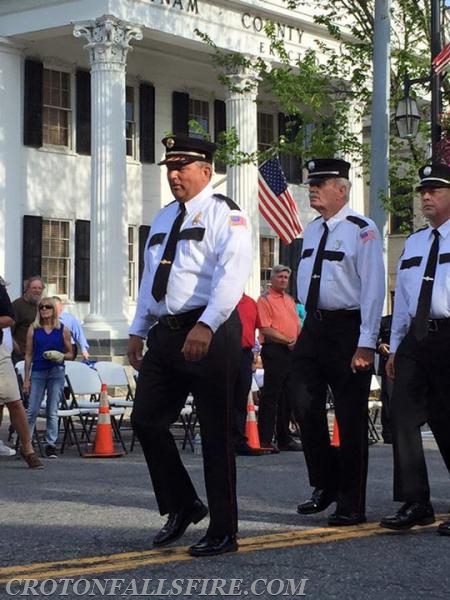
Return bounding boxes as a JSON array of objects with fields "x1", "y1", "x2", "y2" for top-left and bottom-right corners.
[
  {"x1": 433, "y1": 43, "x2": 450, "y2": 74},
  {"x1": 258, "y1": 157, "x2": 303, "y2": 245}
]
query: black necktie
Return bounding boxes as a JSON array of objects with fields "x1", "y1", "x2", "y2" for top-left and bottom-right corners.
[
  {"x1": 305, "y1": 222, "x2": 329, "y2": 313},
  {"x1": 151, "y1": 203, "x2": 186, "y2": 302},
  {"x1": 414, "y1": 229, "x2": 440, "y2": 340}
]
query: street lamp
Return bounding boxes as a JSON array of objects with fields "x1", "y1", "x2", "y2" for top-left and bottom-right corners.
[
  {"x1": 394, "y1": 0, "x2": 442, "y2": 159},
  {"x1": 395, "y1": 95, "x2": 421, "y2": 139}
]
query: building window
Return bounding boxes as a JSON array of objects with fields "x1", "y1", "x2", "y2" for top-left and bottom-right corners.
[
  {"x1": 258, "y1": 112, "x2": 275, "y2": 153},
  {"x1": 41, "y1": 219, "x2": 70, "y2": 295},
  {"x1": 260, "y1": 236, "x2": 276, "y2": 292},
  {"x1": 128, "y1": 226, "x2": 137, "y2": 300},
  {"x1": 43, "y1": 69, "x2": 71, "y2": 146},
  {"x1": 189, "y1": 99, "x2": 210, "y2": 137},
  {"x1": 279, "y1": 115, "x2": 302, "y2": 184},
  {"x1": 126, "y1": 86, "x2": 136, "y2": 158}
]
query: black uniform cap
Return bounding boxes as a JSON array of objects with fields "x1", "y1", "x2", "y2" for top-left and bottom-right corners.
[
  {"x1": 158, "y1": 135, "x2": 217, "y2": 166},
  {"x1": 416, "y1": 163, "x2": 450, "y2": 191},
  {"x1": 304, "y1": 158, "x2": 351, "y2": 184}
]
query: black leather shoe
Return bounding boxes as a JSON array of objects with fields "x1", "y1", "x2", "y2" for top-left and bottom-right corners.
[
  {"x1": 328, "y1": 512, "x2": 367, "y2": 526},
  {"x1": 188, "y1": 534, "x2": 238, "y2": 557},
  {"x1": 234, "y1": 445, "x2": 261, "y2": 456},
  {"x1": 437, "y1": 520, "x2": 450, "y2": 536},
  {"x1": 379, "y1": 502, "x2": 435, "y2": 530},
  {"x1": 153, "y1": 500, "x2": 208, "y2": 547},
  {"x1": 278, "y1": 439, "x2": 303, "y2": 452},
  {"x1": 297, "y1": 488, "x2": 336, "y2": 515},
  {"x1": 260, "y1": 442, "x2": 280, "y2": 454}
]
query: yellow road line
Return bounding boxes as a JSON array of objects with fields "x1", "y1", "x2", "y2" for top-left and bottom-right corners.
[{"x1": 0, "y1": 520, "x2": 440, "y2": 583}]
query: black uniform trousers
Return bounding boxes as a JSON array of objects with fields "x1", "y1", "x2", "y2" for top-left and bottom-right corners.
[
  {"x1": 258, "y1": 344, "x2": 294, "y2": 446},
  {"x1": 232, "y1": 348, "x2": 254, "y2": 449},
  {"x1": 390, "y1": 324, "x2": 450, "y2": 503},
  {"x1": 131, "y1": 310, "x2": 241, "y2": 537},
  {"x1": 291, "y1": 312, "x2": 371, "y2": 514}
]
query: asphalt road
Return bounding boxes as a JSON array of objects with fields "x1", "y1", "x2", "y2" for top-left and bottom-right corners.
[{"x1": 0, "y1": 431, "x2": 449, "y2": 599}]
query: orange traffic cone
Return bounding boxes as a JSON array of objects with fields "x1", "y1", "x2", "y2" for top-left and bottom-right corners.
[
  {"x1": 83, "y1": 384, "x2": 125, "y2": 458},
  {"x1": 330, "y1": 416, "x2": 340, "y2": 447},
  {"x1": 245, "y1": 394, "x2": 272, "y2": 454}
]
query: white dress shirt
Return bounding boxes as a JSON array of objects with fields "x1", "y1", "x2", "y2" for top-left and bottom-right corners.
[
  {"x1": 390, "y1": 219, "x2": 450, "y2": 352},
  {"x1": 297, "y1": 203, "x2": 385, "y2": 348},
  {"x1": 129, "y1": 183, "x2": 252, "y2": 337}
]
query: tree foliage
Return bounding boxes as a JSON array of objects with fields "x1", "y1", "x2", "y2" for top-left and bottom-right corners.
[
  {"x1": 289, "y1": 0, "x2": 449, "y2": 231},
  {"x1": 196, "y1": 1, "x2": 449, "y2": 232}
]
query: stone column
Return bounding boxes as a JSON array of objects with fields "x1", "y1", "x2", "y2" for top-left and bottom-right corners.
[
  {"x1": 346, "y1": 101, "x2": 366, "y2": 215},
  {"x1": 73, "y1": 15, "x2": 142, "y2": 344},
  {"x1": 0, "y1": 39, "x2": 22, "y2": 295},
  {"x1": 223, "y1": 62, "x2": 261, "y2": 298}
]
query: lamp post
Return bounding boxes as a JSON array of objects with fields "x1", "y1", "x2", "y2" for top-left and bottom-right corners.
[{"x1": 394, "y1": 0, "x2": 442, "y2": 160}]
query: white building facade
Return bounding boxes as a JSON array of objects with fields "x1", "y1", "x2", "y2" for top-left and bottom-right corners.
[{"x1": 0, "y1": 0, "x2": 365, "y2": 355}]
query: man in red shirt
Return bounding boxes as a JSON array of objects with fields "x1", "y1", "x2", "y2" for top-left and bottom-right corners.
[
  {"x1": 233, "y1": 294, "x2": 258, "y2": 455},
  {"x1": 256, "y1": 265, "x2": 302, "y2": 452}
]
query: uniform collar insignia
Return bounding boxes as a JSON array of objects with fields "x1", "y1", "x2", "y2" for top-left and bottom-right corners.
[{"x1": 192, "y1": 212, "x2": 202, "y2": 225}]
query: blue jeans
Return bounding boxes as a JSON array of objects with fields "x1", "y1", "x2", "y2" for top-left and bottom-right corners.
[{"x1": 27, "y1": 366, "x2": 65, "y2": 446}]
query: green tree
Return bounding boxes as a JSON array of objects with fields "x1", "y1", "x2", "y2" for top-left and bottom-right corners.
[{"x1": 196, "y1": 1, "x2": 449, "y2": 232}]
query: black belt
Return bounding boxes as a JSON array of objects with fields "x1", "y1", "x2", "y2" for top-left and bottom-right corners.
[
  {"x1": 158, "y1": 307, "x2": 206, "y2": 331},
  {"x1": 411, "y1": 316, "x2": 450, "y2": 333},
  {"x1": 310, "y1": 309, "x2": 360, "y2": 321}
]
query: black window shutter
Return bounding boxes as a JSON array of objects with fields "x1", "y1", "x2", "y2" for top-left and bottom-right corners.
[
  {"x1": 23, "y1": 59, "x2": 43, "y2": 148},
  {"x1": 278, "y1": 112, "x2": 287, "y2": 137},
  {"x1": 138, "y1": 225, "x2": 151, "y2": 284},
  {"x1": 172, "y1": 91, "x2": 189, "y2": 135},
  {"x1": 214, "y1": 99, "x2": 226, "y2": 174},
  {"x1": 22, "y1": 216, "x2": 42, "y2": 281},
  {"x1": 278, "y1": 112, "x2": 302, "y2": 184},
  {"x1": 75, "y1": 220, "x2": 90, "y2": 302},
  {"x1": 76, "y1": 69, "x2": 91, "y2": 155},
  {"x1": 139, "y1": 83, "x2": 155, "y2": 163}
]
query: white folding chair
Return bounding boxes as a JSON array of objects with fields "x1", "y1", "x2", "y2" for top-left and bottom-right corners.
[
  {"x1": 368, "y1": 375, "x2": 382, "y2": 443},
  {"x1": 64, "y1": 361, "x2": 102, "y2": 409},
  {"x1": 94, "y1": 361, "x2": 135, "y2": 451},
  {"x1": 16, "y1": 360, "x2": 88, "y2": 455},
  {"x1": 65, "y1": 361, "x2": 127, "y2": 452},
  {"x1": 178, "y1": 393, "x2": 198, "y2": 452},
  {"x1": 93, "y1": 361, "x2": 134, "y2": 408}
]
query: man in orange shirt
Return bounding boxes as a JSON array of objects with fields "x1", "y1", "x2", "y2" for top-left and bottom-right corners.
[{"x1": 256, "y1": 265, "x2": 302, "y2": 452}]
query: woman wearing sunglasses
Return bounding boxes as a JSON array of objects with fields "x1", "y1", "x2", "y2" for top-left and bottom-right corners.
[{"x1": 23, "y1": 296, "x2": 73, "y2": 458}]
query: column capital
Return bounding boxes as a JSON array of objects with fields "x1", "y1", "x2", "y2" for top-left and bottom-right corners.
[
  {"x1": 221, "y1": 56, "x2": 267, "y2": 99},
  {"x1": 0, "y1": 37, "x2": 23, "y2": 56},
  {"x1": 73, "y1": 14, "x2": 143, "y2": 70}
]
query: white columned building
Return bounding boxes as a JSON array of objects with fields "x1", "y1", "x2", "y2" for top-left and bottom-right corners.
[
  {"x1": 73, "y1": 16, "x2": 143, "y2": 340},
  {"x1": 225, "y1": 62, "x2": 261, "y2": 297}
]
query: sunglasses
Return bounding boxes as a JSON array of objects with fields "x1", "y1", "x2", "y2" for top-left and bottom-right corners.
[{"x1": 39, "y1": 304, "x2": 54, "y2": 310}]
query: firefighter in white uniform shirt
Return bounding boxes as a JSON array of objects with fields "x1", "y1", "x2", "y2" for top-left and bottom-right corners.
[
  {"x1": 380, "y1": 163, "x2": 450, "y2": 535},
  {"x1": 128, "y1": 135, "x2": 252, "y2": 557},
  {"x1": 293, "y1": 158, "x2": 385, "y2": 526}
]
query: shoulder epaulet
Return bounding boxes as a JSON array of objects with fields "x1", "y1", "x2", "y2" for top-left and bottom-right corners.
[
  {"x1": 407, "y1": 225, "x2": 428, "y2": 239},
  {"x1": 346, "y1": 215, "x2": 369, "y2": 229},
  {"x1": 213, "y1": 193, "x2": 241, "y2": 211},
  {"x1": 163, "y1": 200, "x2": 177, "y2": 208}
]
